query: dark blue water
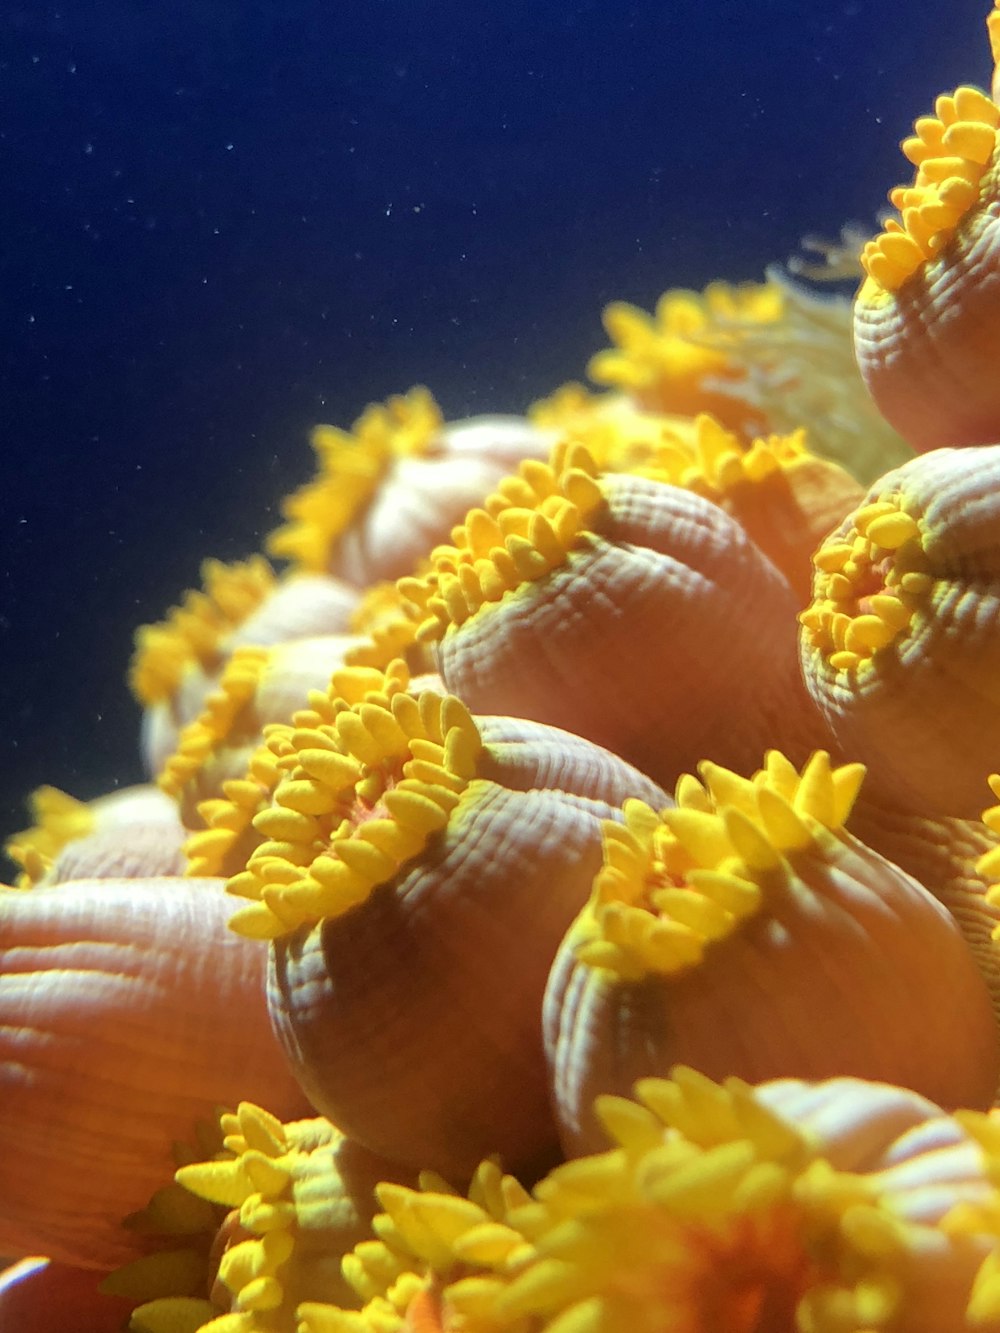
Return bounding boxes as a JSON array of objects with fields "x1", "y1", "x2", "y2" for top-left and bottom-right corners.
[{"x1": 0, "y1": 0, "x2": 991, "y2": 836}]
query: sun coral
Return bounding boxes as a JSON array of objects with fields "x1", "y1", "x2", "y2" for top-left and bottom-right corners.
[
  {"x1": 301, "y1": 1071, "x2": 1000, "y2": 1333},
  {"x1": 854, "y1": 11, "x2": 1000, "y2": 451},
  {"x1": 543, "y1": 751, "x2": 1000, "y2": 1155},
  {"x1": 845, "y1": 787, "x2": 1000, "y2": 1021},
  {"x1": 948, "y1": 1103, "x2": 1000, "y2": 1323},
  {"x1": 97, "y1": 1112, "x2": 233, "y2": 1321},
  {"x1": 124, "y1": 1101, "x2": 418, "y2": 1333},
  {"x1": 601, "y1": 412, "x2": 863, "y2": 604},
  {"x1": 157, "y1": 635, "x2": 366, "y2": 828},
  {"x1": 137, "y1": 572, "x2": 361, "y2": 780},
  {"x1": 227, "y1": 661, "x2": 667, "y2": 1177},
  {"x1": 0, "y1": 1258, "x2": 134, "y2": 1333},
  {"x1": 399, "y1": 442, "x2": 829, "y2": 792},
  {"x1": 586, "y1": 280, "x2": 783, "y2": 435},
  {"x1": 0, "y1": 877, "x2": 308, "y2": 1269},
  {"x1": 296, "y1": 1157, "x2": 532, "y2": 1333},
  {"x1": 177, "y1": 663, "x2": 452, "y2": 882},
  {"x1": 497, "y1": 1071, "x2": 1000, "y2": 1333},
  {"x1": 267, "y1": 389, "x2": 552, "y2": 588},
  {"x1": 4, "y1": 783, "x2": 187, "y2": 887},
  {"x1": 223, "y1": 575, "x2": 363, "y2": 652},
  {"x1": 130, "y1": 557, "x2": 280, "y2": 710},
  {"x1": 342, "y1": 579, "x2": 435, "y2": 673},
  {"x1": 14, "y1": 7, "x2": 1000, "y2": 1320},
  {"x1": 800, "y1": 445, "x2": 1000, "y2": 819},
  {"x1": 531, "y1": 392, "x2": 864, "y2": 604},
  {"x1": 973, "y1": 776, "x2": 1000, "y2": 966}
]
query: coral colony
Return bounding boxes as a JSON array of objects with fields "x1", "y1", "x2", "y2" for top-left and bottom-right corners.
[{"x1": 9, "y1": 5, "x2": 1000, "y2": 1331}]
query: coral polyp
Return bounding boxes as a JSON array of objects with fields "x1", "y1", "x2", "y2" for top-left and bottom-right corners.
[
  {"x1": 10, "y1": 5, "x2": 1000, "y2": 1331},
  {"x1": 543, "y1": 751, "x2": 1000, "y2": 1154},
  {"x1": 800, "y1": 446, "x2": 1000, "y2": 819},
  {"x1": 854, "y1": 9, "x2": 1000, "y2": 451}
]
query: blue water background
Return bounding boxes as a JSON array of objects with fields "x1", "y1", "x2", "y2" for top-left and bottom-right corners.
[{"x1": 0, "y1": 0, "x2": 991, "y2": 836}]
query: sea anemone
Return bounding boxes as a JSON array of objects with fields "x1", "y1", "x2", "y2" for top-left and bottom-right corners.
[
  {"x1": 691, "y1": 264, "x2": 914, "y2": 484},
  {"x1": 587, "y1": 270, "x2": 911, "y2": 486}
]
